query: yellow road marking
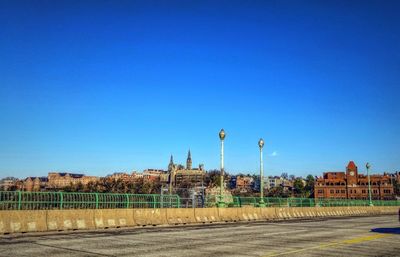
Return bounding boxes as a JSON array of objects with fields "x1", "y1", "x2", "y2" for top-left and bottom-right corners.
[{"x1": 263, "y1": 234, "x2": 391, "y2": 257}]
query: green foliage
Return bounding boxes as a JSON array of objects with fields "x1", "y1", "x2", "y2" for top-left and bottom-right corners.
[
  {"x1": 394, "y1": 180, "x2": 400, "y2": 196},
  {"x1": 304, "y1": 175, "x2": 315, "y2": 198},
  {"x1": 266, "y1": 186, "x2": 289, "y2": 198},
  {"x1": 204, "y1": 169, "x2": 221, "y2": 188},
  {"x1": 293, "y1": 178, "x2": 305, "y2": 197}
]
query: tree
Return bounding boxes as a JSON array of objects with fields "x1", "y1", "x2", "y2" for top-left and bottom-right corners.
[
  {"x1": 204, "y1": 170, "x2": 221, "y2": 188},
  {"x1": 85, "y1": 181, "x2": 98, "y2": 193},
  {"x1": 393, "y1": 179, "x2": 400, "y2": 197},
  {"x1": 73, "y1": 182, "x2": 85, "y2": 192},
  {"x1": 293, "y1": 178, "x2": 305, "y2": 197},
  {"x1": 304, "y1": 175, "x2": 315, "y2": 198},
  {"x1": 63, "y1": 182, "x2": 74, "y2": 192},
  {"x1": 281, "y1": 173, "x2": 288, "y2": 179},
  {"x1": 266, "y1": 186, "x2": 289, "y2": 198}
]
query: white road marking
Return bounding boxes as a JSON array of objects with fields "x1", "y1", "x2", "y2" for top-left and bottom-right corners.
[{"x1": 264, "y1": 229, "x2": 308, "y2": 236}]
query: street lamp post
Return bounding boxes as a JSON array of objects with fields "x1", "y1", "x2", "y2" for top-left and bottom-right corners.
[
  {"x1": 217, "y1": 129, "x2": 226, "y2": 208},
  {"x1": 366, "y1": 162, "x2": 373, "y2": 206},
  {"x1": 258, "y1": 138, "x2": 266, "y2": 207}
]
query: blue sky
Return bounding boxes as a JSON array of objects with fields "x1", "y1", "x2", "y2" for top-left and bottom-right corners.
[{"x1": 1, "y1": 0, "x2": 399, "y2": 178}]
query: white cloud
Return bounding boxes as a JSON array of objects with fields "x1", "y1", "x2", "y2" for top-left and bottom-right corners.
[{"x1": 270, "y1": 151, "x2": 278, "y2": 157}]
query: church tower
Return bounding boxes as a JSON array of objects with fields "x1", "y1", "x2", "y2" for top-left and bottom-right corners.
[
  {"x1": 168, "y1": 155, "x2": 174, "y2": 172},
  {"x1": 186, "y1": 150, "x2": 192, "y2": 170}
]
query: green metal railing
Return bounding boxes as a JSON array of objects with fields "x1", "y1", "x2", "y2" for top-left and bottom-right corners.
[
  {"x1": 206, "y1": 195, "x2": 400, "y2": 208},
  {"x1": 316, "y1": 198, "x2": 400, "y2": 207},
  {"x1": 1, "y1": 191, "x2": 399, "y2": 210},
  {"x1": 0, "y1": 191, "x2": 180, "y2": 210}
]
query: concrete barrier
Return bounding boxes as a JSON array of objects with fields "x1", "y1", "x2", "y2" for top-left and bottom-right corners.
[
  {"x1": 302, "y1": 207, "x2": 316, "y2": 218},
  {"x1": 166, "y1": 209, "x2": 196, "y2": 225},
  {"x1": 298, "y1": 207, "x2": 307, "y2": 218},
  {"x1": 194, "y1": 208, "x2": 219, "y2": 223},
  {"x1": 47, "y1": 209, "x2": 95, "y2": 231},
  {"x1": 313, "y1": 207, "x2": 322, "y2": 217},
  {"x1": 1, "y1": 205, "x2": 398, "y2": 234},
  {"x1": 260, "y1": 207, "x2": 278, "y2": 220},
  {"x1": 341, "y1": 207, "x2": 350, "y2": 216},
  {"x1": 94, "y1": 209, "x2": 135, "y2": 229},
  {"x1": 276, "y1": 208, "x2": 292, "y2": 219},
  {"x1": 133, "y1": 209, "x2": 167, "y2": 226},
  {"x1": 218, "y1": 208, "x2": 240, "y2": 222},
  {"x1": 238, "y1": 207, "x2": 262, "y2": 221},
  {"x1": 295, "y1": 207, "x2": 308, "y2": 219},
  {"x1": 0, "y1": 210, "x2": 47, "y2": 234}
]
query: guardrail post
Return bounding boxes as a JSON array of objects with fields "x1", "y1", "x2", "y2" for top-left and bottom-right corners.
[
  {"x1": 60, "y1": 191, "x2": 63, "y2": 210},
  {"x1": 125, "y1": 194, "x2": 129, "y2": 209},
  {"x1": 18, "y1": 190, "x2": 22, "y2": 210},
  {"x1": 152, "y1": 195, "x2": 156, "y2": 208},
  {"x1": 95, "y1": 193, "x2": 99, "y2": 209}
]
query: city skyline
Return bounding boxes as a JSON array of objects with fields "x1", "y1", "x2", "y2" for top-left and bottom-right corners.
[
  {"x1": 0, "y1": 150, "x2": 397, "y2": 179},
  {"x1": 1, "y1": 1, "x2": 400, "y2": 178}
]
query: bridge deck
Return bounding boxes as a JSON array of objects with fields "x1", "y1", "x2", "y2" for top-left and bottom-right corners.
[{"x1": 0, "y1": 215, "x2": 399, "y2": 257}]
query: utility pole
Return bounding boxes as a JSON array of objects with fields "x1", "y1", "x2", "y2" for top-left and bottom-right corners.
[
  {"x1": 217, "y1": 129, "x2": 226, "y2": 208},
  {"x1": 258, "y1": 138, "x2": 266, "y2": 207},
  {"x1": 366, "y1": 162, "x2": 373, "y2": 206}
]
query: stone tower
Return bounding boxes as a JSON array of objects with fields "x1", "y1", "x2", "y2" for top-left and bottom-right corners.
[
  {"x1": 186, "y1": 150, "x2": 192, "y2": 170},
  {"x1": 168, "y1": 155, "x2": 174, "y2": 172}
]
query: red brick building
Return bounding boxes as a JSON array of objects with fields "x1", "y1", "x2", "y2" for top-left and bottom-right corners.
[{"x1": 315, "y1": 161, "x2": 394, "y2": 200}]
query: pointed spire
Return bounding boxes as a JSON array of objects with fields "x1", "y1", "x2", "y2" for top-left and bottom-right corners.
[
  {"x1": 186, "y1": 149, "x2": 192, "y2": 170},
  {"x1": 168, "y1": 154, "x2": 174, "y2": 172}
]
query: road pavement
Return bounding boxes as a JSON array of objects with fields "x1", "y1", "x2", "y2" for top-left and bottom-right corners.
[{"x1": 0, "y1": 215, "x2": 399, "y2": 257}]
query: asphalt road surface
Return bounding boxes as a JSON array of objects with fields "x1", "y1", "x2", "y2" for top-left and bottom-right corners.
[{"x1": 0, "y1": 215, "x2": 399, "y2": 257}]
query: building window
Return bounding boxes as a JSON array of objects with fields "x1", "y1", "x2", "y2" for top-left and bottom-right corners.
[
  {"x1": 362, "y1": 190, "x2": 366, "y2": 194},
  {"x1": 330, "y1": 190, "x2": 334, "y2": 194},
  {"x1": 318, "y1": 190, "x2": 323, "y2": 194},
  {"x1": 336, "y1": 190, "x2": 340, "y2": 194},
  {"x1": 341, "y1": 190, "x2": 346, "y2": 194}
]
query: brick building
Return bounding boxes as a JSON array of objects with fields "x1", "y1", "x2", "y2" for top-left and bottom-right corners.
[
  {"x1": 168, "y1": 151, "x2": 205, "y2": 187},
  {"x1": 23, "y1": 177, "x2": 48, "y2": 191},
  {"x1": 229, "y1": 175, "x2": 254, "y2": 193},
  {"x1": 0, "y1": 177, "x2": 18, "y2": 190},
  {"x1": 107, "y1": 172, "x2": 143, "y2": 183},
  {"x1": 47, "y1": 172, "x2": 98, "y2": 189},
  {"x1": 315, "y1": 161, "x2": 394, "y2": 200},
  {"x1": 143, "y1": 169, "x2": 166, "y2": 182}
]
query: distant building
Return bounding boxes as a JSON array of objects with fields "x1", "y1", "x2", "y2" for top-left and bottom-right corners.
[
  {"x1": 0, "y1": 177, "x2": 18, "y2": 190},
  {"x1": 107, "y1": 172, "x2": 143, "y2": 183},
  {"x1": 168, "y1": 151, "x2": 205, "y2": 187},
  {"x1": 315, "y1": 161, "x2": 394, "y2": 200},
  {"x1": 251, "y1": 177, "x2": 260, "y2": 192},
  {"x1": 23, "y1": 177, "x2": 48, "y2": 191},
  {"x1": 229, "y1": 175, "x2": 254, "y2": 193},
  {"x1": 388, "y1": 171, "x2": 400, "y2": 184},
  {"x1": 47, "y1": 172, "x2": 98, "y2": 189},
  {"x1": 265, "y1": 176, "x2": 285, "y2": 190},
  {"x1": 229, "y1": 176, "x2": 237, "y2": 189},
  {"x1": 143, "y1": 169, "x2": 167, "y2": 182}
]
